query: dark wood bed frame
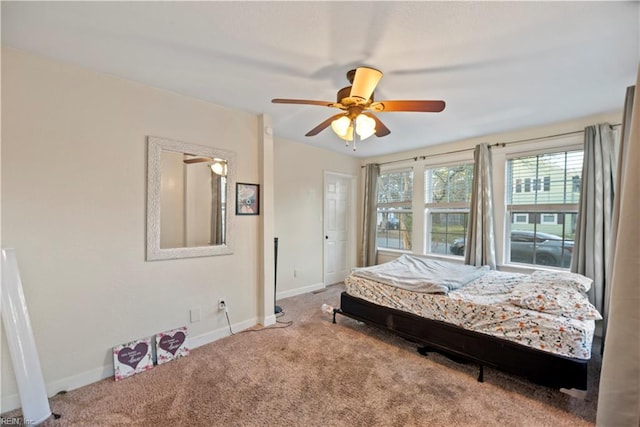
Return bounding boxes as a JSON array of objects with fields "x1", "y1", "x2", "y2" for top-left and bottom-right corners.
[{"x1": 335, "y1": 291, "x2": 588, "y2": 391}]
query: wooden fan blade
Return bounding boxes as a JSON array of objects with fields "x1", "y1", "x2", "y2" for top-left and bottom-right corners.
[
  {"x1": 271, "y1": 98, "x2": 336, "y2": 107},
  {"x1": 305, "y1": 113, "x2": 347, "y2": 137},
  {"x1": 363, "y1": 112, "x2": 390, "y2": 137},
  {"x1": 370, "y1": 100, "x2": 446, "y2": 113},
  {"x1": 183, "y1": 157, "x2": 212, "y2": 164},
  {"x1": 350, "y1": 67, "x2": 383, "y2": 101}
]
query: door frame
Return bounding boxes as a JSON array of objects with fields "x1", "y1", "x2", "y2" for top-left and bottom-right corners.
[{"x1": 323, "y1": 171, "x2": 357, "y2": 286}]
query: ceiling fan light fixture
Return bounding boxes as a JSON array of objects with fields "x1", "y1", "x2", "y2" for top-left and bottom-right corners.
[
  {"x1": 331, "y1": 116, "x2": 352, "y2": 139},
  {"x1": 331, "y1": 113, "x2": 376, "y2": 143},
  {"x1": 355, "y1": 114, "x2": 376, "y2": 140},
  {"x1": 210, "y1": 159, "x2": 227, "y2": 176}
]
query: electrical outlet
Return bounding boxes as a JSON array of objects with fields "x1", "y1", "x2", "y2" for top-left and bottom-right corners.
[
  {"x1": 190, "y1": 307, "x2": 201, "y2": 323},
  {"x1": 218, "y1": 298, "x2": 226, "y2": 311},
  {"x1": 293, "y1": 269, "x2": 298, "y2": 278}
]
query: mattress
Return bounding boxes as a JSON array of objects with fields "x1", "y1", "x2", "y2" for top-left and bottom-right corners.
[{"x1": 345, "y1": 270, "x2": 596, "y2": 360}]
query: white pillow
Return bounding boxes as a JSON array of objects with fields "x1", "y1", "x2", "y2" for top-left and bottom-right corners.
[{"x1": 530, "y1": 270, "x2": 592, "y2": 293}]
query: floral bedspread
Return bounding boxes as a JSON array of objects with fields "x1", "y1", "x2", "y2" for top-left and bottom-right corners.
[{"x1": 345, "y1": 270, "x2": 596, "y2": 359}]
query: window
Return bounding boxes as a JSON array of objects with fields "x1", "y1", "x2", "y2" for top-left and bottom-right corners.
[
  {"x1": 540, "y1": 213, "x2": 557, "y2": 225},
  {"x1": 424, "y1": 163, "x2": 474, "y2": 256},
  {"x1": 572, "y1": 175, "x2": 581, "y2": 193},
  {"x1": 513, "y1": 213, "x2": 529, "y2": 224},
  {"x1": 521, "y1": 176, "x2": 550, "y2": 192},
  {"x1": 376, "y1": 168, "x2": 413, "y2": 250},
  {"x1": 515, "y1": 179, "x2": 522, "y2": 193},
  {"x1": 507, "y1": 150, "x2": 583, "y2": 268}
]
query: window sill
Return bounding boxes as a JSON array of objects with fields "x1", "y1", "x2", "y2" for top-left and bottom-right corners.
[
  {"x1": 497, "y1": 263, "x2": 571, "y2": 274},
  {"x1": 376, "y1": 249, "x2": 467, "y2": 264},
  {"x1": 376, "y1": 248, "x2": 412, "y2": 255},
  {"x1": 376, "y1": 249, "x2": 573, "y2": 275}
]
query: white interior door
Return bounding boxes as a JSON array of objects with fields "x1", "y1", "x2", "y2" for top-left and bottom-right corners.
[{"x1": 324, "y1": 172, "x2": 352, "y2": 285}]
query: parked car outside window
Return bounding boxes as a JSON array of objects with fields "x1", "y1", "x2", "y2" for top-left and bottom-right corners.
[
  {"x1": 449, "y1": 231, "x2": 573, "y2": 267},
  {"x1": 387, "y1": 217, "x2": 399, "y2": 230}
]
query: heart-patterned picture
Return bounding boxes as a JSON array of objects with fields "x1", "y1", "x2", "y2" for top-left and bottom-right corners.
[
  {"x1": 117, "y1": 342, "x2": 149, "y2": 369},
  {"x1": 156, "y1": 326, "x2": 189, "y2": 365},
  {"x1": 113, "y1": 337, "x2": 154, "y2": 381}
]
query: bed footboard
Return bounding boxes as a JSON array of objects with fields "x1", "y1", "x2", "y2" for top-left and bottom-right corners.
[{"x1": 336, "y1": 291, "x2": 588, "y2": 391}]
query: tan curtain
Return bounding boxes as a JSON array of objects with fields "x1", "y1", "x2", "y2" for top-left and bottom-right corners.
[
  {"x1": 596, "y1": 84, "x2": 639, "y2": 426},
  {"x1": 210, "y1": 173, "x2": 223, "y2": 245},
  {"x1": 571, "y1": 123, "x2": 616, "y2": 320},
  {"x1": 465, "y1": 144, "x2": 496, "y2": 269},
  {"x1": 360, "y1": 163, "x2": 379, "y2": 266}
]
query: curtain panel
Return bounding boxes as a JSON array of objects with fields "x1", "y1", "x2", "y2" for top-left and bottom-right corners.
[
  {"x1": 465, "y1": 143, "x2": 497, "y2": 269},
  {"x1": 360, "y1": 163, "x2": 379, "y2": 267},
  {"x1": 210, "y1": 173, "x2": 223, "y2": 245},
  {"x1": 596, "y1": 84, "x2": 639, "y2": 427},
  {"x1": 571, "y1": 123, "x2": 617, "y2": 320}
]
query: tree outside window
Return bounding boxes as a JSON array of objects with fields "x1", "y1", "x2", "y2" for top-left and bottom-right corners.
[
  {"x1": 425, "y1": 163, "x2": 474, "y2": 256},
  {"x1": 376, "y1": 168, "x2": 413, "y2": 250}
]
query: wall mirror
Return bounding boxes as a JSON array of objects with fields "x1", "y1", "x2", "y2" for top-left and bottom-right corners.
[{"x1": 147, "y1": 136, "x2": 236, "y2": 260}]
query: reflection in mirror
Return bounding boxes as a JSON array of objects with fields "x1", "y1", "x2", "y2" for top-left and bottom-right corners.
[
  {"x1": 147, "y1": 136, "x2": 236, "y2": 260},
  {"x1": 160, "y1": 152, "x2": 227, "y2": 248}
]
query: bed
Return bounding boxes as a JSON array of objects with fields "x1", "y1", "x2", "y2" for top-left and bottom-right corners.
[{"x1": 333, "y1": 254, "x2": 600, "y2": 392}]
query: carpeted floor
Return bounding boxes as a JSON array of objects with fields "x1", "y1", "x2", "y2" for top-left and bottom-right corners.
[{"x1": 4, "y1": 283, "x2": 599, "y2": 426}]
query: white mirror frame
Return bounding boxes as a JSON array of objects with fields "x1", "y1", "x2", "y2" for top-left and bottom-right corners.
[{"x1": 146, "y1": 136, "x2": 236, "y2": 261}]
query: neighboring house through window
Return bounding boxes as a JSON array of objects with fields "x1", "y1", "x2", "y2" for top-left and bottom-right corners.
[{"x1": 506, "y1": 150, "x2": 583, "y2": 268}]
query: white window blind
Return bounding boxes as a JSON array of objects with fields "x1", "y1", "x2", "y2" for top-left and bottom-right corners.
[{"x1": 505, "y1": 150, "x2": 583, "y2": 268}]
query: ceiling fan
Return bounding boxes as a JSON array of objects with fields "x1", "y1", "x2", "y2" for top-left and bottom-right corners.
[
  {"x1": 183, "y1": 156, "x2": 213, "y2": 164},
  {"x1": 271, "y1": 67, "x2": 445, "y2": 149},
  {"x1": 182, "y1": 156, "x2": 228, "y2": 176}
]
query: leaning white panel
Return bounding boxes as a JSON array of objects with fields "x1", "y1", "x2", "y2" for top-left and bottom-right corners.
[{"x1": 1, "y1": 248, "x2": 52, "y2": 424}]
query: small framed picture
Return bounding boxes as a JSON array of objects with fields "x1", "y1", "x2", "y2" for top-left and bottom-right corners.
[{"x1": 236, "y1": 183, "x2": 259, "y2": 215}]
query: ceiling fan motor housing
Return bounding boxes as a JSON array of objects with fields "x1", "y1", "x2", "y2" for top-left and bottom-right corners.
[{"x1": 337, "y1": 86, "x2": 373, "y2": 107}]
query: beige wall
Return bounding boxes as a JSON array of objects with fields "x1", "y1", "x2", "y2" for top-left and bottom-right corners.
[
  {"x1": 1, "y1": 48, "x2": 265, "y2": 410},
  {"x1": 273, "y1": 138, "x2": 360, "y2": 297}
]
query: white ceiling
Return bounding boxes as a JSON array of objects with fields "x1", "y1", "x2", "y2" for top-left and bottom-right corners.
[{"x1": 2, "y1": 1, "x2": 638, "y2": 157}]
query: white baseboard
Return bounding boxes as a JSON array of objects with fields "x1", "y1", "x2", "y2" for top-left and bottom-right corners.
[
  {"x1": 262, "y1": 314, "x2": 276, "y2": 327},
  {"x1": 1, "y1": 364, "x2": 113, "y2": 414},
  {"x1": 0, "y1": 317, "x2": 259, "y2": 414},
  {"x1": 187, "y1": 317, "x2": 258, "y2": 349},
  {"x1": 276, "y1": 282, "x2": 325, "y2": 300}
]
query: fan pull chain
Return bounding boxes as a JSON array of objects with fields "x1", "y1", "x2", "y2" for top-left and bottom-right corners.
[{"x1": 352, "y1": 118, "x2": 357, "y2": 152}]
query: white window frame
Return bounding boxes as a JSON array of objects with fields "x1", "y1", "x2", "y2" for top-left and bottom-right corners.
[
  {"x1": 489, "y1": 133, "x2": 586, "y2": 270},
  {"x1": 423, "y1": 160, "x2": 474, "y2": 258},
  {"x1": 502, "y1": 142, "x2": 583, "y2": 269},
  {"x1": 375, "y1": 167, "x2": 414, "y2": 251}
]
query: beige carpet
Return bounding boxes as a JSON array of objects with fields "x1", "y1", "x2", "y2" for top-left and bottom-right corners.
[{"x1": 5, "y1": 283, "x2": 599, "y2": 426}]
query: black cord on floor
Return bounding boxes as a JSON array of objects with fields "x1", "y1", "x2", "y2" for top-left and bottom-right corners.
[
  {"x1": 225, "y1": 310, "x2": 234, "y2": 335},
  {"x1": 225, "y1": 308, "x2": 294, "y2": 335}
]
